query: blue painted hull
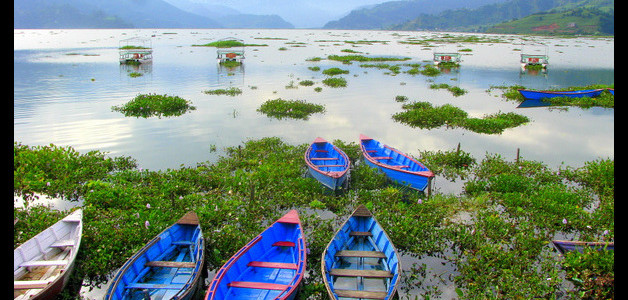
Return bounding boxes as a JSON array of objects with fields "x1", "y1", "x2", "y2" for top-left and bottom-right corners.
[
  {"x1": 518, "y1": 89, "x2": 605, "y2": 100},
  {"x1": 322, "y1": 205, "x2": 401, "y2": 300},
  {"x1": 608, "y1": 88, "x2": 614, "y2": 95},
  {"x1": 105, "y1": 212, "x2": 205, "y2": 300},
  {"x1": 205, "y1": 210, "x2": 306, "y2": 300},
  {"x1": 359, "y1": 134, "x2": 434, "y2": 191},
  {"x1": 305, "y1": 137, "x2": 350, "y2": 190},
  {"x1": 552, "y1": 240, "x2": 614, "y2": 254}
]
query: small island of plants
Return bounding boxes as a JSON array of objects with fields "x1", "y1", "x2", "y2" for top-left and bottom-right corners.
[
  {"x1": 111, "y1": 93, "x2": 196, "y2": 118},
  {"x1": 257, "y1": 98, "x2": 325, "y2": 120}
]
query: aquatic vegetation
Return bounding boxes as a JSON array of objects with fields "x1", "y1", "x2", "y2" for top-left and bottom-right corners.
[
  {"x1": 203, "y1": 87, "x2": 243, "y2": 96},
  {"x1": 192, "y1": 40, "x2": 266, "y2": 47},
  {"x1": 219, "y1": 60, "x2": 241, "y2": 68},
  {"x1": 395, "y1": 95, "x2": 408, "y2": 102},
  {"x1": 322, "y1": 77, "x2": 347, "y2": 88},
  {"x1": 308, "y1": 66, "x2": 320, "y2": 71},
  {"x1": 328, "y1": 54, "x2": 411, "y2": 63},
  {"x1": 111, "y1": 93, "x2": 196, "y2": 118},
  {"x1": 305, "y1": 57, "x2": 323, "y2": 62},
  {"x1": 322, "y1": 67, "x2": 349, "y2": 76},
  {"x1": 128, "y1": 72, "x2": 143, "y2": 78},
  {"x1": 420, "y1": 65, "x2": 441, "y2": 76},
  {"x1": 257, "y1": 98, "x2": 325, "y2": 120},
  {"x1": 299, "y1": 80, "x2": 315, "y2": 86},
  {"x1": 392, "y1": 101, "x2": 529, "y2": 134},
  {"x1": 430, "y1": 83, "x2": 468, "y2": 96},
  {"x1": 13, "y1": 138, "x2": 614, "y2": 298}
]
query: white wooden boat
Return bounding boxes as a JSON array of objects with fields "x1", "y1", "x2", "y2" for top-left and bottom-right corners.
[{"x1": 14, "y1": 209, "x2": 83, "y2": 300}]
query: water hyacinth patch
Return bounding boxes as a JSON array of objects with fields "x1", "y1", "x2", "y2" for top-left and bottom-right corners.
[
  {"x1": 111, "y1": 93, "x2": 196, "y2": 118},
  {"x1": 257, "y1": 98, "x2": 325, "y2": 120},
  {"x1": 203, "y1": 87, "x2": 243, "y2": 96}
]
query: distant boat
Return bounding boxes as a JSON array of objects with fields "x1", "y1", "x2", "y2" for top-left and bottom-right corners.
[
  {"x1": 105, "y1": 211, "x2": 205, "y2": 300},
  {"x1": 14, "y1": 209, "x2": 83, "y2": 300},
  {"x1": 205, "y1": 210, "x2": 306, "y2": 300},
  {"x1": 518, "y1": 89, "x2": 605, "y2": 100},
  {"x1": 552, "y1": 240, "x2": 614, "y2": 254},
  {"x1": 305, "y1": 137, "x2": 350, "y2": 190},
  {"x1": 359, "y1": 134, "x2": 434, "y2": 192},
  {"x1": 322, "y1": 205, "x2": 401, "y2": 300}
]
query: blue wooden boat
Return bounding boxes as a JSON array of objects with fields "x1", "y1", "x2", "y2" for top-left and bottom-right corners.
[
  {"x1": 518, "y1": 89, "x2": 605, "y2": 100},
  {"x1": 305, "y1": 137, "x2": 351, "y2": 190},
  {"x1": 322, "y1": 205, "x2": 401, "y2": 300},
  {"x1": 105, "y1": 211, "x2": 205, "y2": 300},
  {"x1": 552, "y1": 240, "x2": 614, "y2": 254},
  {"x1": 359, "y1": 134, "x2": 434, "y2": 192},
  {"x1": 205, "y1": 210, "x2": 306, "y2": 300},
  {"x1": 608, "y1": 88, "x2": 614, "y2": 95}
]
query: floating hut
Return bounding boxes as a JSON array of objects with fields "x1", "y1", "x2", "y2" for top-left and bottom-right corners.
[
  {"x1": 215, "y1": 37, "x2": 245, "y2": 65},
  {"x1": 520, "y1": 43, "x2": 548, "y2": 70},
  {"x1": 119, "y1": 37, "x2": 153, "y2": 65},
  {"x1": 433, "y1": 52, "x2": 461, "y2": 66}
]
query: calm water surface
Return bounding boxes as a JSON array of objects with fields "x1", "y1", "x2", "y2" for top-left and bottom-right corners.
[{"x1": 14, "y1": 29, "x2": 612, "y2": 298}]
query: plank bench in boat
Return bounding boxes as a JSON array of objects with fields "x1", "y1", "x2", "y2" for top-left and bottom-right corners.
[
  {"x1": 144, "y1": 261, "x2": 196, "y2": 268},
  {"x1": 20, "y1": 260, "x2": 68, "y2": 268},
  {"x1": 247, "y1": 261, "x2": 298, "y2": 270},
  {"x1": 334, "y1": 289, "x2": 388, "y2": 299},
  {"x1": 329, "y1": 269, "x2": 393, "y2": 278},
  {"x1": 124, "y1": 283, "x2": 186, "y2": 290},
  {"x1": 14, "y1": 280, "x2": 52, "y2": 290},
  {"x1": 335, "y1": 250, "x2": 386, "y2": 258},
  {"x1": 349, "y1": 231, "x2": 373, "y2": 237}
]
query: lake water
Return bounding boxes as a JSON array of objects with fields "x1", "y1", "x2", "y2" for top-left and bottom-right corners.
[{"x1": 14, "y1": 29, "x2": 613, "y2": 299}]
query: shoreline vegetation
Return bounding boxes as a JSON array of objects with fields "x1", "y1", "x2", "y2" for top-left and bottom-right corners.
[{"x1": 14, "y1": 138, "x2": 614, "y2": 299}]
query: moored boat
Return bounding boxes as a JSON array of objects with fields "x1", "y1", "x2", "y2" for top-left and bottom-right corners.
[
  {"x1": 205, "y1": 210, "x2": 306, "y2": 300},
  {"x1": 552, "y1": 240, "x2": 614, "y2": 254},
  {"x1": 322, "y1": 205, "x2": 401, "y2": 300},
  {"x1": 359, "y1": 134, "x2": 434, "y2": 192},
  {"x1": 105, "y1": 211, "x2": 205, "y2": 300},
  {"x1": 305, "y1": 137, "x2": 351, "y2": 190},
  {"x1": 14, "y1": 209, "x2": 83, "y2": 300},
  {"x1": 518, "y1": 89, "x2": 605, "y2": 100}
]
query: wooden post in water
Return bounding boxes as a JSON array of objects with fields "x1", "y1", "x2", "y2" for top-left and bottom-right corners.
[
  {"x1": 516, "y1": 148, "x2": 520, "y2": 163},
  {"x1": 456, "y1": 142, "x2": 461, "y2": 155}
]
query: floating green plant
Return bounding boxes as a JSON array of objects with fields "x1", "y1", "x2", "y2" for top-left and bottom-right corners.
[
  {"x1": 392, "y1": 101, "x2": 529, "y2": 134},
  {"x1": 128, "y1": 72, "x2": 143, "y2": 78},
  {"x1": 322, "y1": 77, "x2": 347, "y2": 88},
  {"x1": 111, "y1": 93, "x2": 196, "y2": 118},
  {"x1": 193, "y1": 40, "x2": 266, "y2": 47},
  {"x1": 328, "y1": 54, "x2": 411, "y2": 63},
  {"x1": 299, "y1": 80, "x2": 315, "y2": 86},
  {"x1": 257, "y1": 98, "x2": 325, "y2": 120},
  {"x1": 430, "y1": 83, "x2": 467, "y2": 96},
  {"x1": 203, "y1": 87, "x2": 243, "y2": 96},
  {"x1": 322, "y1": 67, "x2": 349, "y2": 76},
  {"x1": 219, "y1": 61, "x2": 242, "y2": 68}
]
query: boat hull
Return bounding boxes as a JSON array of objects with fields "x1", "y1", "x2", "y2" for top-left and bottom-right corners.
[
  {"x1": 552, "y1": 240, "x2": 614, "y2": 254},
  {"x1": 322, "y1": 205, "x2": 401, "y2": 300},
  {"x1": 105, "y1": 212, "x2": 205, "y2": 300},
  {"x1": 305, "y1": 137, "x2": 350, "y2": 190},
  {"x1": 518, "y1": 89, "x2": 605, "y2": 100},
  {"x1": 14, "y1": 209, "x2": 83, "y2": 300},
  {"x1": 359, "y1": 134, "x2": 434, "y2": 191},
  {"x1": 205, "y1": 210, "x2": 306, "y2": 300}
]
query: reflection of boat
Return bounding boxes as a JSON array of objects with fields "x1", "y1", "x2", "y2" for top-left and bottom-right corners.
[
  {"x1": 322, "y1": 205, "x2": 401, "y2": 300},
  {"x1": 105, "y1": 211, "x2": 205, "y2": 300},
  {"x1": 305, "y1": 137, "x2": 350, "y2": 190},
  {"x1": 14, "y1": 209, "x2": 83, "y2": 300},
  {"x1": 518, "y1": 89, "x2": 605, "y2": 100},
  {"x1": 516, "y1": 99, "x2": 552, "y2": 108},
  {"x1": 205, "y1": 210, "x2": 306, "y2": 300},
  {"x1": 552, "y1": 240, "x2": 614, "y2": 254},
  {"x1": 359, "y1": 134, "x2": 434, "y2": 192}
]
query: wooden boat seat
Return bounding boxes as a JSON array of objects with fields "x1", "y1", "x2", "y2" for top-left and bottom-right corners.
[
  {"x1": 329, "y1": 269, "x2": 393, "y2": 278},
  {"x1": 247, "y1": 261, "x2": 298, "y2": 270},
  {"x1": 14, "y1": 280, "x2": 52, "y2": 290},
  {"x1": 314, "y1": 150, "x2": 329, "y2": 152},
  {"x1": 125, "y1": 283, "x2": 186, "y2": 290},
  {"x1": 349, "y1": 231, "x2": 373, "y2": 237},
  {"x1": 317, "y1": 164, "x2": 344, "y2": 168},
  {"x1": 145, "y1": 261, "x2": 196, "y2": 268},
  {"x1": 228, "y1": 281, "x2": 289, "y2": 290},
  {"x1": 50, "y1": 240, "x2": 75, "y2": 248},
  {"x1": 310, "y1": 157, "x2": 338, "y2": 160},
  {"x1": 335, "y1": 250, "x2": 386, "y2": 258},
  {"x1": 334, "y1": 289, "x2": 388, "y2": 299},
  {"x1": 272, "y1": 241, "x2": 295, "y2": 247},
  {"x1": 371, "y1": 156, "x2": 392, "y2": 160},
  {"x1": 171, "y1": 240, "x2": 193, "y2": 246},
  {"x1": 20, "y1": 260, "x2": 68, "y2": 268}
]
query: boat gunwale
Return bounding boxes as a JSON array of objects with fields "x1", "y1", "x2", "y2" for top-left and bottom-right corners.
[
  {"x1": 321, "y1": 205, "x2": 401, "y2": 300},
  {"x1": 517, "y1": 88, "x2": 605, "y2": 96}
]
